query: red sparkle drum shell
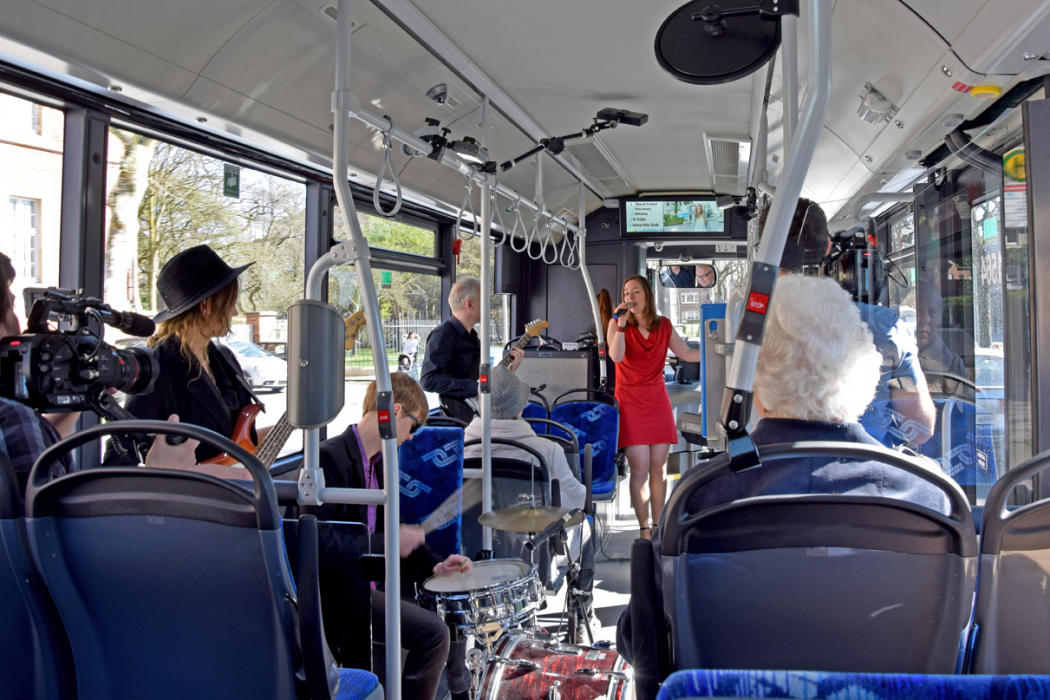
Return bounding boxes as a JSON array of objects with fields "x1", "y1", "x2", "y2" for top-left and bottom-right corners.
[{"x1": 477, "y1": 633, "x2": 633, "y2": 700}]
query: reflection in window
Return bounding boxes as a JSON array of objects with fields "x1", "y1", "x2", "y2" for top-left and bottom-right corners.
[
  {"x1": 0, "y1": 93, "x2": 64, "y2": 330},
  {"x1": 103, "y1": 127, "x2": 306, "y2": 456},
  {"x1": 889, "y1": 213, "x2": 915, "y2": 251},
  {"x1": 648, "y1": 259, "x2": 748, "y2": 337}
]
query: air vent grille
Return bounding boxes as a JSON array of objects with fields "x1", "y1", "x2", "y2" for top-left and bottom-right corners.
[
  {"x1": 703, "y1": 132, "x2": 751, "y2": 196},
  {"x1": 567, "y1": 141, "x2": 620, "y2": 180}
]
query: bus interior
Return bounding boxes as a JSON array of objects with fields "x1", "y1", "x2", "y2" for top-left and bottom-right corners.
[{"x1": 2, "y1": 0, "x2": 1050, "y2": 698}]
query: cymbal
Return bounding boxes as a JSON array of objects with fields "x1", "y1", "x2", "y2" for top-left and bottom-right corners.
[{"x1": 479, "y1": 505, "x2": 584, "y2": 532}]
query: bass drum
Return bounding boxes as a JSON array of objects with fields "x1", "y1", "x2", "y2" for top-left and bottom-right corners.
[{"x1": 477, "y1": 633, "x2": 632, "y2": 700}]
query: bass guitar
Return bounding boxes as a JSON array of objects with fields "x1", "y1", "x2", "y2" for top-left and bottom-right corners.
[
  {"x1": 203, "y1": 309, "x2": 369, "y2": 467},
  {"x1": 460, "y1": 318, "x2": 548, "y2": 415}
]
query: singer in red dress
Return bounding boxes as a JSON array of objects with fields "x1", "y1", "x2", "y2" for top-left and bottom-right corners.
[{"x1": 608, "y1": 275, "x2": 700, "y2": 538}]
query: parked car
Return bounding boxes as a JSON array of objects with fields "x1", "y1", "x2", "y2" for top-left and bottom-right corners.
[
  {"x1": 218, "y1": 339, "x2": 288, "y2": 393},
  {"x1": 257, "y1": 341, "x2": 287, "y2": 359}
]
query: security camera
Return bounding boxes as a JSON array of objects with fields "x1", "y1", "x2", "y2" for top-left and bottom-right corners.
[{"x1": 427, "y1": 84, "x2": 449, "y2": 105}]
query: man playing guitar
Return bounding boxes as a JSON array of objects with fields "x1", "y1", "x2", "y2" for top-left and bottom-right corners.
[{"x1": 420, "y1": 278, "x2": 524, "y2": 422}]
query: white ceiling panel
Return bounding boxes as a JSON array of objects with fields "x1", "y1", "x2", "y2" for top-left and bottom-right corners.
[
  {"x1": 898, "y1": 0, "x2": 988, "y2": 44},
  {"x1": 33, "y1": 0, "x2": 273, "y2": 75}
]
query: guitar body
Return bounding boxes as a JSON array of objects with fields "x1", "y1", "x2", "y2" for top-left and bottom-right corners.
[{"x1": 202, "y1": 404, "x2": 262, "y2": 466}]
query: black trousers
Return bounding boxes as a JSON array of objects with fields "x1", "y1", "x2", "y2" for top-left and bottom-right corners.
[{"x1": 370, "y1": 590, "x2": 450, "y2": 700}]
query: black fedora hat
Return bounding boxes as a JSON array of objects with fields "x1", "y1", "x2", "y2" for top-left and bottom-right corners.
[{"x1": 153, "y1": 245, "x2": 252, "y2": 323}]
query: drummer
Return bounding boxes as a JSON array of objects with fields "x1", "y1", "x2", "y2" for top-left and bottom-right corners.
[
  {"x1": 303, "y1": 372, "x2": 473, "y2": 700},
  {"x1": 463, "y1": 366, "x2": 596, "y2": 638}
]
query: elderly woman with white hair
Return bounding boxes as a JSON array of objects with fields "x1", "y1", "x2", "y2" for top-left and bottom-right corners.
[{"x1": 687, "y1": 274, "x2": 949, "y2": 515}]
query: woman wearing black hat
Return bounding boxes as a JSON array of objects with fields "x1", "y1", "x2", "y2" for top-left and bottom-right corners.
[{"x1": 105, "y1": 244, "x2": 268, "y2": 465}]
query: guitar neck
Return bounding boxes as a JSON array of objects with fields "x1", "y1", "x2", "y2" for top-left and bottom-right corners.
[
  {"x1": 255, "y1": 412, "x2": 295, "y2": 468},
  {"x1": 498, "y1": 333, "x2": 535, "y2": 369}
]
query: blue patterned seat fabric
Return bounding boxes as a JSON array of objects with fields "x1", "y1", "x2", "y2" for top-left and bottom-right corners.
[
  {"x1": 398, "y1": 426, "x2": 464, "y2": 557},
  {"x1": 336, "y1": 668, "x2": 382, "y2": 700},
  {"x1": 919, "y1": 399, "x2": 999, "y2": 489},
  {"x1": 656, "y1": 670, "x2": 1050, "y2": 700},
  {"x1": 550, "y1": 402, "x2": 618, "y2": 498},
  {"x1": 522, "y1": 401, "x2": 548, "y2": 424}
]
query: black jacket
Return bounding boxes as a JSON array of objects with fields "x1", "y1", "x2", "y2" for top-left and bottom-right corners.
[
  {"x1": 104, "y1": 336, "x2": 258, "y2": 464},
  {"x1": 302, "y1": 424, "x2": 444, "y2": 587},
  {"x1": 420, "y1": 316, "x2": 479, "y2": 422}
]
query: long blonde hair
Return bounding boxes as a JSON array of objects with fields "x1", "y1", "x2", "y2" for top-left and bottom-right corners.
[
  {"x1": 149, "y1": 278, "x2": 239, "y2": 368},
  {"x1": 622, "y1": 275, "x2": 661, "y2": 331}
]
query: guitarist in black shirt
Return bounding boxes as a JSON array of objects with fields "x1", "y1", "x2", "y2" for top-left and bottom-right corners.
[{"x1": 421, "y1": 278, "x2": 522, "y2": 422}]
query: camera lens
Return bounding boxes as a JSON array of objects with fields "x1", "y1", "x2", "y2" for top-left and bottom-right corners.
[{"x1": 109, "y1": 346, "x2": 160, "y2": 395}]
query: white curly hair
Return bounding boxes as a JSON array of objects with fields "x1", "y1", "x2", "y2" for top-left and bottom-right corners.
[{"x1": 755, "y1": 275, "x2": 881, "y2": 422}]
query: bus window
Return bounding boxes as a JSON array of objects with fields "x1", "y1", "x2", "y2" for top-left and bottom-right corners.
[
  {"x1": 902, "y1": 114, "x2": 1032, "y2": 504},
  {"x1": 327, "y1": 209, "x2": 444, "y2": 431},
  {"x1": 101, "y1": 129, "x2": 307, "y2": 457},
  {"x1": 0, "y1": 93, "x2": 64, "y2": 331}
]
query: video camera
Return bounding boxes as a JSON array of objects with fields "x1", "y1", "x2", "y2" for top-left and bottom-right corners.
[
  {"x1": 823, "y1": 226, "x2": 890, "y2": 305},
  {"x1": 0, "y1": 288, "x2": 159, "y2": 414}
]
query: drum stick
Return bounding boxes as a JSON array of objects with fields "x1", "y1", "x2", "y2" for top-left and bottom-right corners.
[{"x1": 421, "y1": 479, "x2": 482, "y2": 535}]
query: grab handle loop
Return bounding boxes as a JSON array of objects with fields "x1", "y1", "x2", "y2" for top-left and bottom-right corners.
[
  {"x1": 509, "y1": 196, "x2": 530, "y2": 253},
  {"x1": 491, "y1": 190, "x2": 509, "y2": 247},
  {"x1": 373, "y1": 117, "x2": 403, "y2": 217},
  {"x1": 526, "y1": 210, "x2": 546, "y2": 261},
  {"x1": 540, "y1": 218, "x2": 559, "y2": 265},
  {"x1": 559, "y1": 225, "x2": 578, "y2": 269},
  {"x1": 457, "y1": 176, "x2": 479, "y2": 240}
]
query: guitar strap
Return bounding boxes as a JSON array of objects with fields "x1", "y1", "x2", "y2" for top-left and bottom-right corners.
[{"x1": 216, "y1": 344, "x2": 266, "y2": 411}]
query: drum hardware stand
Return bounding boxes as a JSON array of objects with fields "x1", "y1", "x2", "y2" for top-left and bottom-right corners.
[{"x1": 559, "y1": 529, "x2": 594, "y2": 647}]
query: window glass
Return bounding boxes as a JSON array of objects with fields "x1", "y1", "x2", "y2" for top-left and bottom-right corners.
[
  {"x1": 0, "y1": 93, "x2": 64, "y2": 331},
  {"x1": 902, "y1": 117, "x2": 1030, "y2": 503},
  {"x1": 456, "y1": 233, "x2": 508, "y2": 360},
  {"x1": 326, "y1": 209, "x2": 444, "y2": 433},
  {"x1": 103, "y1": 128, "x2": 306, "y2": 457}
]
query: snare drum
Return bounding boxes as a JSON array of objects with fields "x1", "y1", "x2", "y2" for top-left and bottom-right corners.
[
  {"x1": 477, "y1": 633, "x2": 632, "y2": 700},
  {"x1": 418, "y1": 559, "x2": 543, "y2": 639}
]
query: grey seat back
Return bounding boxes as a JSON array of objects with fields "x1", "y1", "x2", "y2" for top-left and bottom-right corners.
[
  {"x1": 661, "y1": 442, "x2": 977, "y2": 674},
  {"x1": 24, "y1": 421, "x2": 306, "y2": 700},
  {"x1": 972, "y1": 450, "x2": 1050, "y2": 673},
  {"x1": 0, "y1": 452, "x2": 74, "y2": 700}
]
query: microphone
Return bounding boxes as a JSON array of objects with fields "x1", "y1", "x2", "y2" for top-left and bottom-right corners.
[
  {"x1": 526, "y1": 508, "x2": 582, "y2": 551},
  {"x1": 98, "y1": 308, "x2": 156, "y2": 337},
  {"x1": 612, "y1": 301, "x2": 634, "y2": 320}
]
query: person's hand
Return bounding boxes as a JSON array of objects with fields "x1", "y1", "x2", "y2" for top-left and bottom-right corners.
[
  {"x1": 613, "y1": 302, "x2": 631, "y2": 327},
  {"x1": 399, "y1": 524, "x2": 426, "y2": 558},
  {"x1": 434, "y1": 554, "x2": 472, "y2": 577},
  {"x1": 507, "y1": 348, "x2": 524, "y2": 372},
  {"x1": 144, "y1": 415, "x2": 199, "y2": 470}
]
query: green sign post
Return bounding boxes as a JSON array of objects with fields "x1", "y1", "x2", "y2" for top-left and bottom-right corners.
[
  {"x1": 380, "y1": 270, "x2": 393, "y2": 289},
  {"x1": 223, "y1": 163, "x2": 240, "y2": 198}
]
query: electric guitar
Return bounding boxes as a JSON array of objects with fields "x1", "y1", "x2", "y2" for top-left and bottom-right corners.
[
  {"x1": 202, "y1": 310, "x2": 369, "y2": 467},
  {"x1": 460, "y1": 318, "x2": 549, "y2": 415}
]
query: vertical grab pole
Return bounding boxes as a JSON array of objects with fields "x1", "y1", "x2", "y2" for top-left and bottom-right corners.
[
  {"x1": 329, "y1": 1, "x2": 400, "y2": 696},
  {"x1": 782, "y1": 13, "x2": 799, "y2": 163},
  {"x1": 577, "y1": 182, "x2": 606, "y2": 388},
  {"x1": 722, "y1": 0, "x2": 832, "y2": 443},
  {"x1": 480, "y1": 96, "x2": 494, "y2": 551}
]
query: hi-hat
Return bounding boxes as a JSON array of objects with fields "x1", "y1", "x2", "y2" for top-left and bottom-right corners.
[{"x1": 479, "y1": 506, "x2": 584, "y2": 532}]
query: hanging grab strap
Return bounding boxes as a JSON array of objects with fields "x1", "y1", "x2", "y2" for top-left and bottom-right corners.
[
  {"x1": 539, "y1": 216, "x2": 559, "y2": 264},
  {"x1": 526, "y1": 210, "x2": 548, "y2": 261},
  {"x1": 457, "y1": 175, "x2": 479, "y2": 240},
  {"x1": 491, "y1": 189, "x2": 510, "y2": 247},
  {"x1": 559, "y1": 224, "x2": 580, "y2": 270},
  {"x1": 509, "y1": 196, "x2": 530, "y2": 253},
  {"x1": 373, "y1": 118, "x2": 403, "y2": 217}
]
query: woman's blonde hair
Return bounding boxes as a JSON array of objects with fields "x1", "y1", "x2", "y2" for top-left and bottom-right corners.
[
  {"x1": 622, "y1": 275, "x2": 661, "y2": 331},
  {"x1": 755, "y1": 275, "x2": 881, "y2": 422},
  {"x1": 149, "y1": 277, "x2": 240, "y2": 367},
  {"x1": 363, "y1": 373, "x2": 428, "y2": 418}
]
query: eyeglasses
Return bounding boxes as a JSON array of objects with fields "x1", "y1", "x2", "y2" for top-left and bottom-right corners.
[{"x1": 404, "y1": 409, "x2": 423, "y2": 434}]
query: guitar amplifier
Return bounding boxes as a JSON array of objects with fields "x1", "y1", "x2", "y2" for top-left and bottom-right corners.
[{"x1": 515, "y1": 348, "x2": 599, "y2": 407}]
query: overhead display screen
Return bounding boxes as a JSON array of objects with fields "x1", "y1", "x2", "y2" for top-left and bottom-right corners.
[{"x1": 623, "y1": 199, "x2": 724, "y2": 234}]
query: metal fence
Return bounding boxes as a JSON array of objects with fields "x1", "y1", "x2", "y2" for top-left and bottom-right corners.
[{"x1": 344, "y1": 318, "x2": 508, "y2": 369}]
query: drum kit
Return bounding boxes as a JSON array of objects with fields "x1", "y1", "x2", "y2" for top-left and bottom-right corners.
[{"x1": 417, "y1": 501, "x2": 634, "y2": 700}]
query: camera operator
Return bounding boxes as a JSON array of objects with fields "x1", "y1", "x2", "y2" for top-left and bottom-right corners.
[
  {"x1": 756, "y1": 200, "x2": 936, "y2": 447},
  {"x1": 0, "y1": 252, "x2": 197, "y2": 496}
]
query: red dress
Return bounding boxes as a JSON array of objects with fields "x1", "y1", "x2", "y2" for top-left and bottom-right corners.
[{"x1": 614, "y1": 318, "x2": 678, "y2": 449}]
